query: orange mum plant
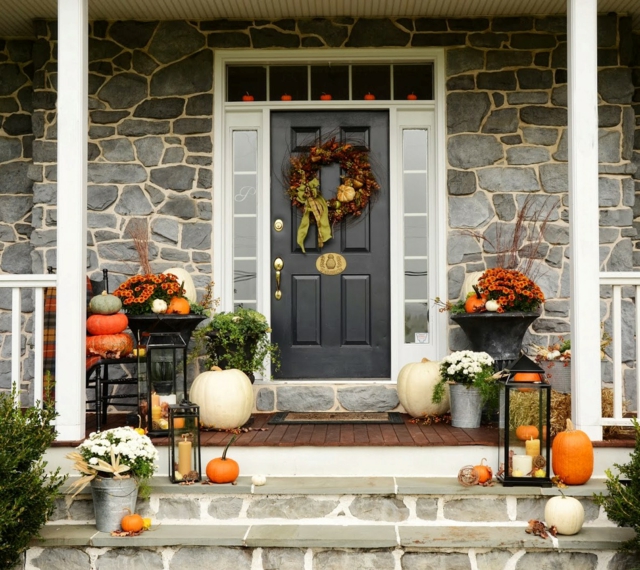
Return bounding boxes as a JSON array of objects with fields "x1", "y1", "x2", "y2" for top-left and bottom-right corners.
[
  {"x1": 113, "y1": 274, "x2": 185, "y2": 315},
  {"x1": 476, "y1": 268, "x2": 544, "y2": 313}
]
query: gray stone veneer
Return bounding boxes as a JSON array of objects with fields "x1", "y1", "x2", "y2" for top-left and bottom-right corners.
[{"x1": 0, "y1": 17, "x2": 639, "y2": 406}]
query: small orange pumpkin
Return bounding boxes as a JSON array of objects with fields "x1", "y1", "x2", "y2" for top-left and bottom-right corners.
[
  {"x1": 121, "y1": 512, "x2": 144, "y2": 533},
  {"x1": 516, "y1": 425, "x2": 539, "y2": 441},
  {"x1": 206, "y1": 435, "x2": 239, "y2": 484},
  {"x1": 87, "y1": 313, "x2": 128, "y2": 336},
  {"x1": 513, "y1": 372, "x2": 543, "y2": 382},
  {"x1": 472, "y1": 458, "x2": 493, "y2": 484},
  {"x1": 552, "y1": 419, "x2": 594, "y2": 485},
  {"x1": 167, "y1": 296, "x2": 190, "y2": 315},
  {"x1": 465, "y1": 286, "x2": 486, "y2": 313}
]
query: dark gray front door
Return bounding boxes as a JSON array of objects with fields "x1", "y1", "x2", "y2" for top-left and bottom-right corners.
[{"x1": 270, "y1": 111, "x2": 390, "y2": 379}]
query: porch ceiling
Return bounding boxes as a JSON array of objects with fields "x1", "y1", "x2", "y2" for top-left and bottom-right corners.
[{"x1": 2, "y1": 0, "x2": 640, "y2": 38}]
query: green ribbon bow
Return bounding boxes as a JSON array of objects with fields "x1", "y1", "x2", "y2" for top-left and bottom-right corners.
[{"x1": 296, "y1": 178, "x2": 332, "y2": 253}]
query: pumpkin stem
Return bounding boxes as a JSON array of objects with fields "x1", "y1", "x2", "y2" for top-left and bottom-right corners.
[
  {"x1": 558, "y1": 489, "x2": 566, "y2": 498},
  {"x1": 421, "y1": 358, "x2": 430, "y2": 363},
  {"x1": 221, "y1": 435, "x2": 237, "y2": 461},
  {"x1": 211, "y1": 365, "x2": 223, "y2": 372},
  {"x1": 566, "y1": 419, "x2": 575, "y2": 431},
  {"x1": 472, "y1": 285, "x2": 482, "y2": 299}
]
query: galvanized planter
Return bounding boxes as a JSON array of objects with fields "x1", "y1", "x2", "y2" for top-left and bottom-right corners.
[
  {"x1": 91, "y1": 476, "x2": 138, "y2": 532},
  {"x1": 449, "y1": 384, "x2": 483, "y2": 429}
]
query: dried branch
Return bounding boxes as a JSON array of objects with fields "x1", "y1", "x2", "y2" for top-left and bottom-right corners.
[{"x1": 126, "y1": 219, "x2": 152, "y2": 275}]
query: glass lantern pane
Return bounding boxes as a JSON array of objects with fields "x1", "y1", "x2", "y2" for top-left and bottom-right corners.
[
  {"x1": 227, "y1": 66, "x2": 267, "y2": 102},
  {"x1": 393, "y1": 63, "x2": 434, "y2": 101},
  {"x1": 310, "y1": 65, "x2": 349, "y2": 100},
  {"x1": 352, "y1": 65, "x2": 391, "y2": 100},
  {"x1": 270, "y1": 66, "x2": 308, "y2": 101}
]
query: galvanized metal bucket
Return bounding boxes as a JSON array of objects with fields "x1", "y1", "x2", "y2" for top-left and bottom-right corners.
[
  {"x1": 449, "y1": 384, "x2": 483, "y2": 429},
  {"x1": 91, "y1": 476, "x2": 138, "y2": 532}
]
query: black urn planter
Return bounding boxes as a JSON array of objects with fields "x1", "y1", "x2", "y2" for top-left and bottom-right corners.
[
  {"x1": 451, "y1": 312, "x2": 540, "y2": 369},
  {"x1": 127, "y1": 314, "x2": 207, "y2": 346}
]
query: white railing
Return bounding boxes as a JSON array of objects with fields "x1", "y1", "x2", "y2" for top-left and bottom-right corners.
[
  {"x1": 599, "y1": 272, "x2": 640, "y2": 427},
  {"x1": 0, "y1": 275, "x2": 56, "y2": 406}
]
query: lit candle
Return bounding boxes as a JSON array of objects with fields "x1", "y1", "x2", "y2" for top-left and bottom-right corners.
[
  {"x1": 178, "y1": 435, "x2": 192, "y2": 475},
  {"x1": 525, "y1": 438, "x2": 541, "y2": 457},
  {"x1": 512, "y1": 454, "x2": 533, "y2": 476},
  {"x1": 152, "y1": 393, "x2": 160, "y2": 407}
]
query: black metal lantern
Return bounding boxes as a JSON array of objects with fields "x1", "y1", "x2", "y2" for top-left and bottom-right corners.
[
  {"x1": 499, "y1": 355, "x2": 552, "y2": 487},
  {"x1": 168, "y1": 400, "x2": 202, "y2": 484},
  {"x1": 137, "y1": 331, "x2": 188, "y2": 437}
]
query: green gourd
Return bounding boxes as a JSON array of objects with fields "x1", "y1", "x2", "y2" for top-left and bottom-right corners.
[{"x1": 89, "y1": 291, "x2": 122, "y2": 315}]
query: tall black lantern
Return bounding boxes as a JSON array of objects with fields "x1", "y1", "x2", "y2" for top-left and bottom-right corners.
[
  {"x1": 499, "y1": 355, "x2": 552, "y2": 488},
  {"x1": 137, "y1": 331, "x2": 188, "y2": 437},
  {"x1": 168, "y1": 400, "x2": 202, "y2": 484}
]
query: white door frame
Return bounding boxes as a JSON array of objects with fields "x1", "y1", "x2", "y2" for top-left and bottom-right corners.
[{"x1": 213, "y1": 48, "x2": 448, "y2": 383}]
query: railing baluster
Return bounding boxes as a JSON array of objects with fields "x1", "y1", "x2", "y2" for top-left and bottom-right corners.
[
  {"x1": 612, "y1": 285, "x2": 623, "y2": 420},
  {"x1": 33, "y1": 287, "x2": 45, "y2": 408},
  {"x1": 11, "y1": 287, "x2": 21, "y2": 406}
]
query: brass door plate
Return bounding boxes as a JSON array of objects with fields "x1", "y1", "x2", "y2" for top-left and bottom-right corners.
[{"x1": 316, "y1": 253, "x2": 347, "y2": 276}]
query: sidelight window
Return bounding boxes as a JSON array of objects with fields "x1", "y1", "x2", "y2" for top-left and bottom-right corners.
[
  {"x1": 232, "y1": 130, "x2": 258, "y2": 310},
  {"x1": 402, "y1": 129, "x2": 429, "y2": 343}
]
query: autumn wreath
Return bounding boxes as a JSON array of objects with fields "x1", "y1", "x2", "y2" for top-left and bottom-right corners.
[{"x1": 287, "y1": 138, "x2": 379, "y2": 252}]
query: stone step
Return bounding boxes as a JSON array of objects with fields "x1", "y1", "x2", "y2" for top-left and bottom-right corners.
[
  {"x1": 50, "y1": 476, "x2": 613, "y2": 527},
  {"x1": 26, "y1": 524, "x2": 636, "y2": 570}
]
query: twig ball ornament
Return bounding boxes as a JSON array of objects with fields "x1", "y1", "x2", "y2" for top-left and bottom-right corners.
[{"x1": 458, "y1": 465, "x2": 480, "y2": 487}]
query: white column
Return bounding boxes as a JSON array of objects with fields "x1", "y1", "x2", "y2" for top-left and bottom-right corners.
[
  {"x1": 56, "y1": 0, "x2": 88, "y2": 440},
  {"x1": 567, "y1": 0, "x2": 602, "y2": 439}
]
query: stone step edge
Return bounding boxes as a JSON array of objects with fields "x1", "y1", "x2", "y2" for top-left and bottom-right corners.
[{"x1": 35, "y1": 523, "x2": 634, "y2": 551}]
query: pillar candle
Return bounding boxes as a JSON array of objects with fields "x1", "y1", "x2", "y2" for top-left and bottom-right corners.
[
  {"x1": 512, "y1": 454, "x2": 533, "y2": 476},
  {"x1": 525, "y1": 438, "x2": 541, "y2": 457},
  {"x1": 152, "y1": 405, "x2": 161, "y2": 420},
  {"x1": 178, "y1": 439, "x2": 192, "y2": 475},
  {"x1": 152, "y1": 393, "x2": 160, "y2": 407}
]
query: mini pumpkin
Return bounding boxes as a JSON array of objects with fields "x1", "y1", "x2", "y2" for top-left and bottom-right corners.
[
  {"x1": 551, "y1": 419, "x2": 594, "y2": 485},
  {"x1": 121, "y1": 512, "x2": 144, "y2": 533},
  {"x1": 206, "y1": 435, "x2": 239, "y2": 484},
  {"x1": 515, "y1": 425, "x2": 539, "y2": 441},
  {"x1": 89, "y1": 291, "x2": 122, "y2": 315},
  {"x1": 336, "y1": 184, "x2": 356, "y2": 203},
  {"x1": 465, "y1": 286, "x2": 486, "y2": 313},
  {"x1": 513, "y1": 372, "x2": 543, "y2": 382},
  {"x1": 472, "y1": 458, "x2": 493, "y2": 484},
  {"x1": 167, "y1": 296, "x2": 190, "y2": 315},
  {"x1": 86, "y1": 313, "x2": 128, "y2": 336}
]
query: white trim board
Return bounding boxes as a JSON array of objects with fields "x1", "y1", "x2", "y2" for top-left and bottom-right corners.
[{"x1": 213, "y1": 48, "x2": 448, "y2": 382}]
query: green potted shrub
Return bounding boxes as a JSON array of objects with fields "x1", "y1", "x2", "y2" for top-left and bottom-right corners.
[
  {"x1": 0, "y1": 390, "x2": 66, "y2": 568},
  {"x1": 192, "y1": 307, "x2": 280, "y2": 382},
  {"x1": 594, "y1": 418, "x2": 640, "y2": 556}
]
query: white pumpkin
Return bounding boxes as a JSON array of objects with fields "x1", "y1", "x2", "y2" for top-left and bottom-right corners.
[
  {"x1": 485, "y1": 300, "x2": 500, "y2": 312},
  {"x1": 163, "y1": 267, "x2": 197, "y2": 304},
  {"x1": 544, "y1": 494, "x2": 585, "y2": 535},
  {"x1": 397, "y1": 358, "x2": 449, "y2": 417},
  {"x1": 190, "y1": 367, "x2": 253, "y2": 429},
  {"x1": 461, "y1": 271, "x2": 484, "y2": 299}
]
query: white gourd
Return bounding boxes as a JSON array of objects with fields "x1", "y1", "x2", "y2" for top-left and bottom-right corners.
[
  {"x1": 397, "y1": 358, "x2": 449, "y2": 417},
  {"x1": 189, "y1": 367, "x2": 253, "y2": 429},
  {"x1": 485, "y1": 300, "x2": 500, "y2": 312},
  {"x1": 163, "y1": 267, "x2": 197, "y2": 304},
  {"x1": 460, "y1": 271, "x2": 484, "y2": 299},
  {"x1": 544, "y1": 495, "x2": 585, "y2": 535}
]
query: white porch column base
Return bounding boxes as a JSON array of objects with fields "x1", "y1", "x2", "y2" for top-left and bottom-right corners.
[
  {"x1": 567, "y1": 0, "x2": 602, "y2": 439},
  {"x1": 55, "y1": 0, "x2": 88, "y2": 441}
]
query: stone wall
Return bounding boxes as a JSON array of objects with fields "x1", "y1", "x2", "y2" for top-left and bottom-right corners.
[
  {"x1": 0, "y1": 38, "x2": 35, "y2": 402},
  {"x1": 1, "y1": 15, "x2": 639, "y2": 404}
]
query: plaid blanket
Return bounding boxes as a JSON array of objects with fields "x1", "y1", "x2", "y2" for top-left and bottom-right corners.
[{"x1": 42, "y1": 278, "x2": 94, "y2": 404}]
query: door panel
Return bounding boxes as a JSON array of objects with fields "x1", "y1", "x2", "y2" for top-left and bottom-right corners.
[{"x1": 270, "y1": 111, "x2": 390, "y2": 379}]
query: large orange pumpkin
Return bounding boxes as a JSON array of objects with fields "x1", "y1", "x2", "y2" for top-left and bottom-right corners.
[
  {"x1": 516, "y1": 425, "x2": 539, "y2": 441},
  {"x1": 552, "y1": 419, "x2": 594, "y2": 485},
  {"x1": 86, "y1": 333, "x2": 134, "y2": 359},
  {"x1": 167, "y1": 296, "x2": 190, "y2": 315},
  {"x1": 87, "y1": 313, "x2": 128, "y2": 336},
  {"x1": 206, "y1": 435, "x2": 239, "y2": 484}
]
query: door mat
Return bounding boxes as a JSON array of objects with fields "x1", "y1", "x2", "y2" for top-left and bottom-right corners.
[{"x1": 268, "y1": 412, "x2": 404, "y2": 425}]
